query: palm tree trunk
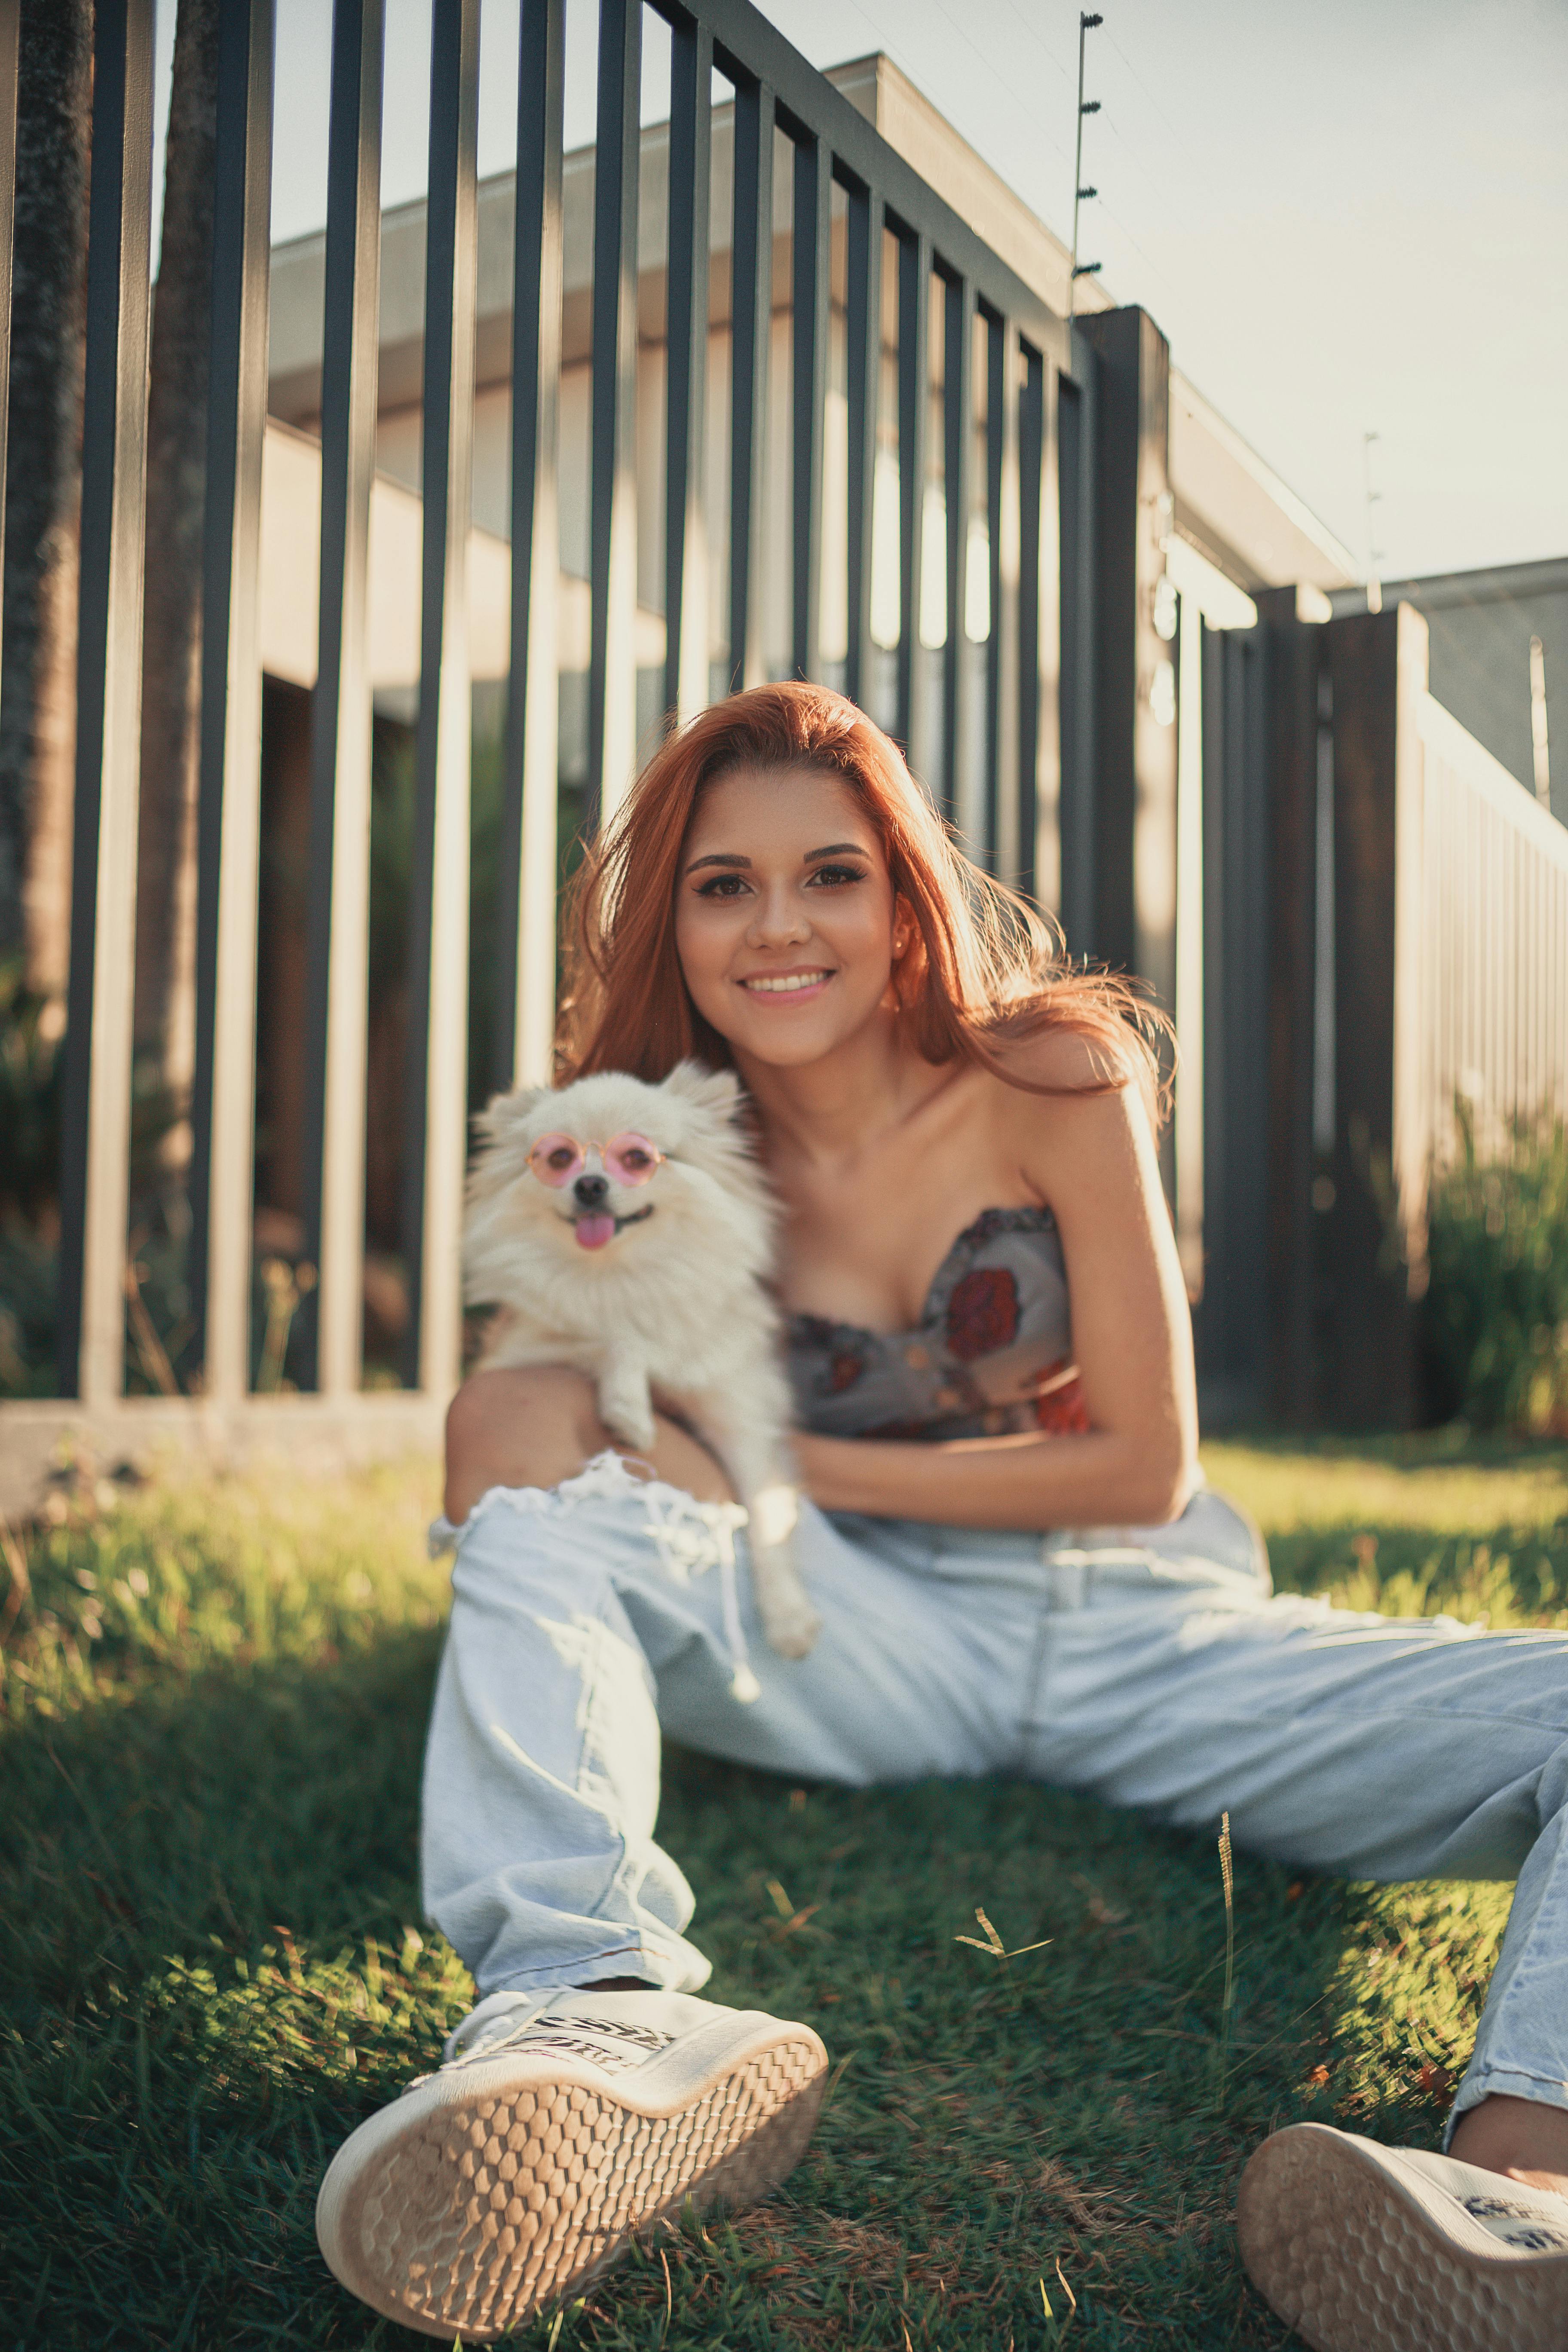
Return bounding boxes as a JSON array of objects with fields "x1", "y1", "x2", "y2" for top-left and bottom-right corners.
[
  {"x1": 0, "y1": 0, "x2": 92, "y2": 1008},
  {"x1": 134, "y1": 0, "x2": 218, "y2": 1146}
]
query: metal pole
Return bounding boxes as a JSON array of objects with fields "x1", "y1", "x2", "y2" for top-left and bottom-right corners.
[
  {"x1": 496, "y1": 0, "x2": 564, "y2": 1091},
  {"x1": 1069, "y1": 11, "x2": 1101, "y2": 321},
  {"x1": 187, "y1": 0, "x2": 274, "y2": 1403},
  {"x1": 297, "y1": 0, "x2": 384, "y2": 1397},
  {"x1": 400, "y1": 0, "x2": 479, "y2": 1397},
  {"x1": 586, "y1": 0, "x2": 641, "y2": 827}
]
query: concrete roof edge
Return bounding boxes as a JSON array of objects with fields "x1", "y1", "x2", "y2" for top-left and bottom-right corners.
[{"x1": 1170, "y1": 367, "x2": 1360, "y2": 588}]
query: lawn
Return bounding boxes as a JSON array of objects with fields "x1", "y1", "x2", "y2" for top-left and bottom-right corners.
[{"x1": 3, "y1": 1433, "x2": 1566, "y2": 2350}]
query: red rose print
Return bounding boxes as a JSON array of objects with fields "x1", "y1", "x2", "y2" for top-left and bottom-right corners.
[
  {"x1": 944, "y1": 1267, "x2": 1020, "y2": 1360},
  {"x1": 1036, "y1": 1373, "x2": 1090, "y2": 1434},
  {"x1": 830, "y1": 1351, "x2": 865, "y2": 1392}
]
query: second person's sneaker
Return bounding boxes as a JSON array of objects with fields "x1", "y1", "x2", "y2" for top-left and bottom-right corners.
[
  {"x1": 1237, "y1": 2120, "x2": 1568, "y2": 2352},
  {"x1": 316, "y1": 1988, "x2": 829, "y2": 2342}
]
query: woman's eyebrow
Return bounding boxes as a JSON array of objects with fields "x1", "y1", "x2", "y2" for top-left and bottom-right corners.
[{"x1": 683, "y1": 841, "x2": 868, "y2": 875}]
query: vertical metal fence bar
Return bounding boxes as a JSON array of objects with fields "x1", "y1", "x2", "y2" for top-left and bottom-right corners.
[
  {"x1": 895, "y1": 227, "x2": 930, "y2": 778},
  {"x1": 401, "y1": 0, "x2": 478, "y2": 1396},
  {"x1": 1017, "y1": 346, "x2": 1044, "y2": 906},
  {"x1": 940, "y1": 269, "x2": 974, "y2": 829},
  {"x1": 663, "y1": 7, "x2": 711, "y2": 729},
  {"x1": 843, "y1": 177, "x2": 881, "y2": 711},
  {"x1": 791, "y1": 127, "x2": 830, "y2": 683},
  {"x1": 299, "y1": 0, "x2": 383, "y2": 1396},
  {"x1": 187, "y1": 0, "x2": 273, "y2": 1402},
  {"x1": 728, "y1": 68, "x2": 773, "y2": 690},
  {"x1": 0, "y1": 0, "x2": 19, "y2": 665},
  {"x1": 587, "y1": 0, "x2": 641, "y2": 829},
  {"x1": 986, "y1": 314, "x2": 1023, "y2": 887},
  {"x1": 1028, "y1": 352, "x2": 1061, "y2": 908},
  {"x1": 496, "y1": 0, "x2": 564, "y2": 1091},
  {"x1": 55, "y1": 0, "x2": 154, "y2": 1403}
]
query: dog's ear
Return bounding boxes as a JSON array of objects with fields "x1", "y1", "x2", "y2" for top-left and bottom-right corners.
[
  {"x1": 475, "y1": 1084, "x2": 551, "y2": 1147},
  {"x1": 663, "y1": 1060, "x2": 743, "y2": 1123}
]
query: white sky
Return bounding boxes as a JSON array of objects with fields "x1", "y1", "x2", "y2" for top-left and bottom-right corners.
[{"x1": 155, "y1": 0, "x2": 1568, "y2": 582}]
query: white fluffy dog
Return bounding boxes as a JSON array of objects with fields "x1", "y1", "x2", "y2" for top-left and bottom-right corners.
[{"x1": 464, "y1": 1061, "x2": 820, "y2": 1666}]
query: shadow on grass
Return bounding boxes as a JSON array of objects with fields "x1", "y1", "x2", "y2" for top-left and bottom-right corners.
[{"x1": 2, "y1": 1598, "x2": 1509, "y2": 2350}]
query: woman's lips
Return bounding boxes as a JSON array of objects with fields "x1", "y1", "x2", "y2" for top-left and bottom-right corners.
[{"x1": 738, "y1": 968, "x2": 833, "y2": 1001}]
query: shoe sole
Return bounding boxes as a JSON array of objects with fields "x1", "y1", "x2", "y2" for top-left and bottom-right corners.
[
  {"x1": 1237, "y1": 2124, "x2": 1568, "y2": 2352},
  {"x1": 316, "y1": 2023, "x2": 828, "y2": 2341}
]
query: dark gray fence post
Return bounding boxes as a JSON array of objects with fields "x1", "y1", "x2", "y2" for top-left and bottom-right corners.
[
  {"x1": 401, "y1": 0, "x2": 479, "y2": 1396},
  {"x1": 1075, "y1": 306, "x2": 1174, "y2": 1008},
  {"x1": 940, "y1": 269, "x2": 974, "y2": 829},
  {"x1": 842, "y1": 175, "x2": 882, "y2": 714},
  {"x1": 1193, "y1": 620, "x2": 1270, "y2": 1421},
  {"x1": 728, "y1": 64, "x2": 774, "y2": 693},
  {"x1": 1054, "y1": 341, "x2": 1096, "y2": 956},
  {"x1": 187, "y1": 0, "x2": 274, "y2": 1403},
  {"x1": 1254, "y1": 587, "x2": 1325, "y2": 1426},
  {"x1": 663, "y1": 6, "x2": 712, "y2": 728},
  {"x1": 895, "y1": 229, "x2": 931, "y2": 782},
  {"x1": 790, "y1": 124, "x2": 830, "y2": 685},
  {"x1": 587, "y1": 0, "x2": 640, "y2": 827},
  {"x1": 298, "y1": 0, "x2": 384, "y2": 1397},
  {"x1": 495, "y1": 0, "x2": 564, "y2": 1093},
  {"x1": 1322, "y1": 604, "x2": 1428, "y2": 1429},
  {"x1": 984, "y1": 316, "x2": 1021, "y2": 884},
  {"x1": 55, "y1": 0, "x2": 154, "y2": 1403}
]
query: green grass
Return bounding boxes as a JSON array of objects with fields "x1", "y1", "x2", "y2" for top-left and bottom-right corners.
[{"x1": 3, "y1": 1433, "x2": 1566, "y2": 2349}]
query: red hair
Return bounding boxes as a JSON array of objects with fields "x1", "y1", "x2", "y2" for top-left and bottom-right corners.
[{"x1": 559, "y1": 682, "x2": 1169, "y2": 1116}]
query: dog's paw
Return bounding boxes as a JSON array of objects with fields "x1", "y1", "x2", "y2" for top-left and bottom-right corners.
[
  {"x1": 753, "y1": 1560, "x2": 822, "y2": 1659},
  {"x1": 598, "y1": 1382, "x2": 657, "y2": 1454}
]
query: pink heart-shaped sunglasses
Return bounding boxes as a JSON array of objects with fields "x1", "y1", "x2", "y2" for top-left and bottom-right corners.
[{"x1": 524, "y1": 1131, "x2": 667, "y2": 1188}]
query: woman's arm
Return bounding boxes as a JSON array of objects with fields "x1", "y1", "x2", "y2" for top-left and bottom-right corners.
[{"x1": 793, "y1": 1052, "x2": 1198, "y2": 1531}]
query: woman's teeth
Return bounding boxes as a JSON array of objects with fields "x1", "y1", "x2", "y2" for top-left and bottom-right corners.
[{"x1": 743, "y1": 971, "x2": 829, "y2": 993}]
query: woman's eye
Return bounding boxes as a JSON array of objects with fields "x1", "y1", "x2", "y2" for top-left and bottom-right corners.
[
  {"x1": 808, "y1": 864, "x2": 868, "y2": 888},
  {"x1": 696, "y1": 873, "x2": 748, "y2": 898}
]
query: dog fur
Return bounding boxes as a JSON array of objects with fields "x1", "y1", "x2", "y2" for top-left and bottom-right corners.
[{"x1": 464, "y1": 1061, "x2": 820, "y2": 1662}]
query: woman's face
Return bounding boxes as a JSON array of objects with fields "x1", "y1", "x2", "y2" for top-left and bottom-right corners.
[{"x1": 674, "y1": 764, "x2": 903, "y2": 1069}]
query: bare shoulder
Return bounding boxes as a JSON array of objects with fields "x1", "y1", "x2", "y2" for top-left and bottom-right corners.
[
  {"x1": 984, "y1": 1023, "x2": 1152, "y2": 1161},
  {"x1": 992, "y1": 1019, "x2": 1127, "y2": 1095}
]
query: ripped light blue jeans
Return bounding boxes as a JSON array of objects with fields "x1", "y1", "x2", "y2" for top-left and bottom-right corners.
[{"x1": 422, "y1": 1456, "x2": 1568, "y2": 2131}]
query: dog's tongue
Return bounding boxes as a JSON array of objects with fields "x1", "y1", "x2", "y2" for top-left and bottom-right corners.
[{"x1": 574, "y1": 1212, "x2": 616, "y2": 1250}]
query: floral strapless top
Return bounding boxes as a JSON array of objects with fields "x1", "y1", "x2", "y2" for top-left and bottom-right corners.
[{"x1": 785, "y1": 1206, "x2": 1087, "y2": 1442}]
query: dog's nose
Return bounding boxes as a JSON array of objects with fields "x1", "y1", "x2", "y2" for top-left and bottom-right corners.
[{"x1": 572, "y1": 1172, "x2": 609, "y2": 1208}]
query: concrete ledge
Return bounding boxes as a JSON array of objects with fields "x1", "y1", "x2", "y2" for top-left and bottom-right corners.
[{"x1": 0, "y1": 1393, "x2": 448, "y2": 1521}]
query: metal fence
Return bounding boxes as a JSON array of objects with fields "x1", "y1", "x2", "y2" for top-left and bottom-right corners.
[
  {"x1": 1192, "y1": 596, "x2": 1568, "y2": 1430},
  {"x1": 11, "y1": 0, "x2": 1089, "y2": 1421},
  {"x1": 1411, "y1": 688, "x2": 1568, "y2": 1171}
]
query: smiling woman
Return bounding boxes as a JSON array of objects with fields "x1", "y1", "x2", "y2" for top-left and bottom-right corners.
[
  {"x1": 558, "y1": 682, "x2": 1167, "y2": 1112},
  {"x1": 315, "y1": 683, "x2": 1568, "y2": 2352}
]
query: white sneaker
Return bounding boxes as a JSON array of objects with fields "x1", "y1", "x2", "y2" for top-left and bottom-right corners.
[
  {"x1": 1238, "y1": 2121, "x2": 1568, "y2": 2352},
  {"x1": 315, "y1": 1988, "x2": 828, "y2": 2341}
]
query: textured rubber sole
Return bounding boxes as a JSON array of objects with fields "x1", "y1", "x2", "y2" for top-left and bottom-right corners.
[
  {"x1": 1237, "y1": 2126, "x2": 1568, "y2": 2352},
  {"x1": 317, "y1": 2033, "x2": 827, "y2": 2340}
]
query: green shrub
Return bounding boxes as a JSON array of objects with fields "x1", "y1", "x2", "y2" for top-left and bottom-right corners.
[{"x1": 1425, "y1": 1103, "x2": 1568, "y2": 1434}]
